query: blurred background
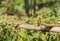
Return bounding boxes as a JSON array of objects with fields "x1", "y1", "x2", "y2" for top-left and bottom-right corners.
[{"x1": 0, "y1": 0, "x2": 60, "y2": 41}]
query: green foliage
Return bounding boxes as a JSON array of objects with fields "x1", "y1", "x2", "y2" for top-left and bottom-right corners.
[
  {"x1": 0, "y1": 23, "x2": 18, "y2": 41},
  {"x1": 0, "y1": 7, "x2": 7, "y2": 15},
  {"x1": 0, "y1": 0, "x2": 24, "y2": 13},
  {"x1": 0, "y1": 0, "x2": 60, "y2": 41},
  {"x1": 0, "y1": 23, "x2": 60, "y2": 41}
]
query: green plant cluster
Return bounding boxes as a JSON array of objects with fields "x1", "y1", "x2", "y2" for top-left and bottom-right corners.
[
  {"x1": 0, "y1": 0, "x2": 60, "y2": 41},
  {"x1": 0, "y1": 23, "x2": 60, "y2": 41},
  {"x1": 25, "y1": 0, "x2": 60, "y2": 24},
  {"x1": 0, "y1": 15, "x2": 59, "y2": 41},
  {"x1": 0, "y1": 0, "x2": 24, "y2": 14}
]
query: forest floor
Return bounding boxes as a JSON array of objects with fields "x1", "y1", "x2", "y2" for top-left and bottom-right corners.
[{"x1": 0, "y1": 14, "x2": 59, "y2": 27}]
